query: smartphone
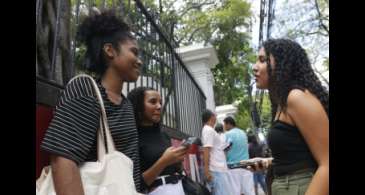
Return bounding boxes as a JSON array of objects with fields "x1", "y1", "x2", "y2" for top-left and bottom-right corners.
[
  {"x1": 181, "y1": 137, "x2": 201, "y2": 148},
  {"x1": 228, "y1": 161, "x2": 255, "y2": 169},
  {"x1": 229, "y1": 157, "x2": 274, "y2": 169},
  {"x1": 181, "y1": 139, "x2": 192, "y2": 148},
  {"x1": 228, "y1": 159, "x2": 262, "y2": 169}
]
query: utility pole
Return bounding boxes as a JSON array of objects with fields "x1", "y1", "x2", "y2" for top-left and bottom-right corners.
[{"x1": 249, "y1": 0, "x2": 276, "y2": 143}]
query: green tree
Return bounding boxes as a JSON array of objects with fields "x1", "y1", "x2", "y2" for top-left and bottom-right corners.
[
  {"x1": 259, "y1": 92, "x2": 272, "y2": 129},
  {"x1": 160, "y1": 0, "x2": 256, "y2": 128}
]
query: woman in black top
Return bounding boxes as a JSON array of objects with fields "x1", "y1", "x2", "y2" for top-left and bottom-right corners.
[
  {"x1": 250, "y1": 39, "x2": 328, "y2": 195},
  {"x1": 41, "y1": 9, "x2": 143, "y2": 194},
  {"x1": 128, "y1": 87, "x2": 189, "y2": 194}
]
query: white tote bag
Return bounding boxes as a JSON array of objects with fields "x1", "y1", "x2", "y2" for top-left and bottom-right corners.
[{"x1": 36, "y1": 74, "x2": 142, "y2": 195}]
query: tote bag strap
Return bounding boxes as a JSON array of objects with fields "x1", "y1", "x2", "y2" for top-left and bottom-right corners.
[{"x1": 68, "y1": 74, "x2": 116, "y2": 161}]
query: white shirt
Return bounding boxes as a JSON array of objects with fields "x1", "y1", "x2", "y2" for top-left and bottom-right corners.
[
  {"x1": 218, "y1": 133, "x2": 230, "y2": 150},
  {"x1": 202, "y1": 125, "x2": 228, "y2": 172}
]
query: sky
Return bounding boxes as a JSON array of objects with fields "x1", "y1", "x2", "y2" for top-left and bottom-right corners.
[{"x1": 247, "y1": 0, "x2": 261, "y2": 49}]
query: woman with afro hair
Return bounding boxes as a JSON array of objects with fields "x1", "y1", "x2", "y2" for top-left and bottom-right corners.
[
  {"x1": 249, "y1": 39, "x2": 328, "y2": 195},
  {"x1": 40, "y1": 9, "x2": 144, "y2": 194}
]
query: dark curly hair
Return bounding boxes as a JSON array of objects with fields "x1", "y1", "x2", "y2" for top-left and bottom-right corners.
[
  {"x1": 127, "y1": 86, "x2": 158, "y2": 127},
  {"x1": 262, "y1": 39, "x2": 329, "y2": 121},
  {"x1": 77, "y1": 9, "x2": 135, "y2": 77}
]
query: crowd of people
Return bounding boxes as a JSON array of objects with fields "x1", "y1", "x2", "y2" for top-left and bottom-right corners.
[{"x1": 38, "y1": 8, "x2": 329, "y2": 195}]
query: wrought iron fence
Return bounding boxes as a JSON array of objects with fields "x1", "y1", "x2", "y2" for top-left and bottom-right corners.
[{"x1": 36, "y1": 0, "x2": 206, "y2": 138}]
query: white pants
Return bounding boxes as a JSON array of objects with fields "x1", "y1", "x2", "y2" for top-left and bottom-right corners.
[
  {"x1": 148, "y1": 180, "x2": 185, "y2": 195},
  {"x1": 227, "y1": 168, "x2": 255, "y2": 195}
]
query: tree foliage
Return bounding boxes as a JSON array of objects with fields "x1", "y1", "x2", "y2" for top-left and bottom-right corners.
[
  {"x1": 157, "y1": 0, "x2": 257, "y2": 129},
  {"x1": 271, "y1": 0, "x2": 329, "y2": 86}
]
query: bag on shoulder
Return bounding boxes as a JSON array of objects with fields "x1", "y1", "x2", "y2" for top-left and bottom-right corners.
[
  {"x1": 36, "y1": 74, "x2": 142, "y2": 195},
  {"x1": 181, "y1": 174, "x2": 211, "y2": 195}
]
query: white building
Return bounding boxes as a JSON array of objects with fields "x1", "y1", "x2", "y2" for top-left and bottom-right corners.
[
  {"x1": 215, "y1": 104, "x2": 238, "y2": 124},
  {"x1": 177, "y1": 44, "x2": 219, "y2": 111}
]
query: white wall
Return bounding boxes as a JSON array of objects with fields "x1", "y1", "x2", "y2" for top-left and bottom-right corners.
[
  {"x1": 177, "y1": 44, "x2": 219, "y2": 111},
  {"x1": 215, "y1": 104, "x2": 238, "y2": 124}
]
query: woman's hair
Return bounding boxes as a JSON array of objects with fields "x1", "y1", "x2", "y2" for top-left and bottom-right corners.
[
  {"x1": 77, "y1": 9, "x2": 135, "y2": 77},
  {"x1": 262, "y1": 39, "x2": 329, "y2": 121},
  {"x1": 214, "y1": 123, "x2": 224, "y2": 133},
  {"x1": 127, "y1": 86, "x2": 158, "y2": 127}
]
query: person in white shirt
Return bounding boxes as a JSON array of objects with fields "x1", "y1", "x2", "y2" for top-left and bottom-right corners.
[
  {"x1": 215, "y1": 123, "x2": 232, "y2": 152},
  {"x1": 201, "y1": 110, "x2": 232, "y2": 195}
]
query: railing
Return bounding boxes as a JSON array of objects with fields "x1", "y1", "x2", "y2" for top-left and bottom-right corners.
[{"x1": 36, "y1": 0, "x2": 206, "y2": 138}]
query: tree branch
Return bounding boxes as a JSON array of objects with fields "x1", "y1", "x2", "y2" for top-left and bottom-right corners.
[
  {"x1": 312, "y1": 54, "x2": 329, "y2": 87},
  {"x1": 176, "y1": 25, "x2": 206, "y2": 45},
  {"x1": 304, "y1": 30, "x2": 328, "y2": 37},
  {"x1": 187, "y1": 26, "x2": 205, "y2": 42},
  {"x1": 314, "y1": 66, "x2": 329, "y2": 86},
  {"x1": 314, "y1": 0, "x2": 329, "y2": 35},
  {"x1": 177, "y1": 0, "x2": 215, "y2": 18}
]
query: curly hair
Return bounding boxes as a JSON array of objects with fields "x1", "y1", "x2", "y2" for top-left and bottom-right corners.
[
  {"x1": 127, "y1": 86, "x2": 158, "y2": 127},
  {"x1": 262, "y1": 39, "x2": 329, "y2": 121},
  {"x1": 76, "y1": 9, "x2": 135, "y2": 77}
]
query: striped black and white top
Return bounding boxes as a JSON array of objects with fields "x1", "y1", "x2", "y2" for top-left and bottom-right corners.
[{"x1": 41, "y1": 76, "x2": 143, "y2": 191}]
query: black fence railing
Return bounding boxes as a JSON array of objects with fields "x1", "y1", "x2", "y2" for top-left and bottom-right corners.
[{"x1": 36, "y1": 0, "x2": 206, "y2": 138}]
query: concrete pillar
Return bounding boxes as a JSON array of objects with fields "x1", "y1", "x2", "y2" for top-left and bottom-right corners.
[{"x1": 177, "y1": 44, "x2": 219, "y2": 111}]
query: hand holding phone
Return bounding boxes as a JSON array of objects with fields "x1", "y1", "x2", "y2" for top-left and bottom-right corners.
[
  {"x1": 228, "y1": 159, "x2": 260, "y2": 169},
  {"x1": 229, "y1": 157, "x2": 274, "y2": 170},
  {"x1": 245, "y1": 157, "x2": 273, "y2": 172},
  {"x1": 161, "y1": 146, "x2": 188, "y2": 166}
]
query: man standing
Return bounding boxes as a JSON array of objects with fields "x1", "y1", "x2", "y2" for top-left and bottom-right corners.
[
  {"x1": 224, "y1": 116, "x2": 255, "y2": 195},
  {"x1": 248, "y1": 134, "x2": 268, "y2": 195},
  {"x1": 201, "y1": 110, "x2": 231, "y2": 195}
]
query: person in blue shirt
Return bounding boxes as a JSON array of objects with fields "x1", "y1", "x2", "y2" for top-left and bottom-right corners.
[{"x1": 223, "y1": 116, "x2": 255, "y2": 195}]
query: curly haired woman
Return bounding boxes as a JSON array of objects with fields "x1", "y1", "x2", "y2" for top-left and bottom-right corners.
[{"x1": 250, "y1": 39, "x2": 329, "y2": 195}]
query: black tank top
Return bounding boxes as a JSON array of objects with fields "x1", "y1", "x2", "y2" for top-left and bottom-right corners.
[{"x1": 267, "y1": 120, "x2": 317, "y2": 176}]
